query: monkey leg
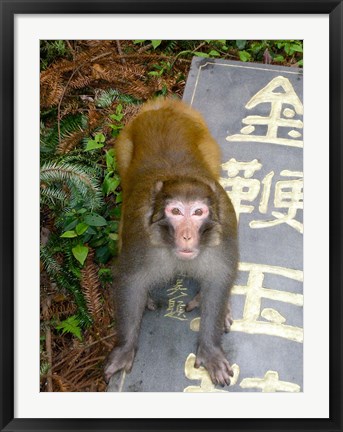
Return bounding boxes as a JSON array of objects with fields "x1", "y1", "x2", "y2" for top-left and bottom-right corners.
[
  {"x1": 104, "y1": 274, "x2": 149, "y2": 383},
  {"x1": 195, "y1": 282, "x2": 234, "y2": 387},
  {"x1": 186, "y1": 292, "x2": 233, "y2": 333}
]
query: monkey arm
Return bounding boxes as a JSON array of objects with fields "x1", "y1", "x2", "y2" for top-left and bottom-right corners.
[
  {"x1": 195, "y1": 272, "x2": 235, "y2": 386},
  {"x1": 103, "y1": 269, "x2": 150, "y2": 383}
]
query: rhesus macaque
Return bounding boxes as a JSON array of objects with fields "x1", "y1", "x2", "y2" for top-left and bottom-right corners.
[{"x1": 104, "y1": 98, "x2": 238, "y2": 386}]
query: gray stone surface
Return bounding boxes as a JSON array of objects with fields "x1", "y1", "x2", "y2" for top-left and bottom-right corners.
[{"x1": 108, "y1": 58, "x2": 303, "y2": 393}]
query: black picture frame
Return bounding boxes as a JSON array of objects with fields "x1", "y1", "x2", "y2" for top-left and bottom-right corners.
[{"x1": 0, "y1": 1, "x2": 342, "y2": 431}]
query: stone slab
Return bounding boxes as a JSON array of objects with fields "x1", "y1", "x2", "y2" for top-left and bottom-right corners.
[{"x1": 108, "y1": 58, "x2": 303, "y2": 393}]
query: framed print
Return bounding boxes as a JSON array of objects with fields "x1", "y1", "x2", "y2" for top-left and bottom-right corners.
[{"x1": 0, "y1": 1, "x2": 342, "y2": 431}]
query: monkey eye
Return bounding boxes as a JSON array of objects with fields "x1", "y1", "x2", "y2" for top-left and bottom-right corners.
[
  {"x1": 171, "y1": 208, "x2": 182, "y2": 215},
  {"x1": 193, "y1": 209, "x2": 203, "y2": 216}
]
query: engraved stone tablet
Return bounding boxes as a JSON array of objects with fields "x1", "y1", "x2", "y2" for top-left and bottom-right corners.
[{"x1": 107, "y1": 58, "x2": 303, "y2": 393}]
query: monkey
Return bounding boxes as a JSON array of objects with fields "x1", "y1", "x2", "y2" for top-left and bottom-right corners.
[{"x1": 104, "y1": 98, "x2": 238, "y2": 387}]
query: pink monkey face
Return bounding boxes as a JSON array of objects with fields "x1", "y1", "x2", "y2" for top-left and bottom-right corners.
[{"x1": 165, "y1": 200, "x2": 209, "y2": 260}]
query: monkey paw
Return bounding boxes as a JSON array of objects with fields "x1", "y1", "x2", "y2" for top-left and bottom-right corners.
[
  {"x1": 103, "y1": 346, "x2": 136, "y2": 383},
  {"x1": 146, "y1": 295, "x2": 157, "y2": 311},
  {"x1": 185, "y1": 292, "x2": 201, "y2": 312},
  {"x1": 195, "y1": 346, "x2": 233, "y2": 387}
]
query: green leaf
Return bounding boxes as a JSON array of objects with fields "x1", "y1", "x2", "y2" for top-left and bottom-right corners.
[
  {"x1": 151, "y1": 40, "x2": 162, "y2": 49},
  {"x1": 108, "y1": 124, "x2": 123, "y2": 131},
  {"x1": 103, "y1": 174, "x2": 120, "y2": 196},
  {"x1": 75, "y1": 222, "x2": 89, "y2": 236},
  {"x1": 297, "y1": 59, "x2": 303, "y2": 67},
  {"x1": 115, "y1": 191, "x2": 123, "y2": 204},
  {"x1": 60, "y1": 230, "x2": 77, "y2": 238},
  {"x1": 105, "y1": 149, "x2": 115, "y2": 171},
  {"x1": 110, "y1": 109, "x2": 124, "y2": 122},
  {"x1": 63, "y1": 220, "x2": 78, "y2": 231},
  {"x1": 109, "y1": 233, "x2": 119, "y2": 241},
  {"x1": 72, "y1": 244, "x2": 89, "y2": 265},
  {"x1": 236, "y1": 40, "x2": 247, "y2": 50},
  {"x1": 194, "y1": 52, "x2": 209, "y2": 58},
  {"x1": 85, "y1": 139, "x2": 104, "y2": 151},
  {"x1": 273, "y1": 55, "x2": 285, "y2": 62},
  {"x1": 96, "y1": 244, "x2": 112, "y2": 263},
  {"x1": 86, "y1": 226, "x2": 97, "y2": 235},
  {"x1": 95, "y1": 133, "x2": 105, "y2": 143},
  {"x1": 133, "y1": 40, "x2": 146, "y2": 44},
  {"x1": 56, "y1": 315, "x2": 83, "y2": 340},
  {"x1": 83, "y1": 213, "x2": 108, "y2": 227},
  {"x1": 111, "y1": 206, "x2": 121, "y2": 219},
  {"x1": 148, "y1": 71, "x2": 161, "y2": 76},
  {"x1": 238, "y1": 50, "x2": 251, "y2": 62},
  {"x1": 290, "y1": 43, "x2": 303, "y2": 53},
  {"x1": 208, "y1": 50, "x2": 220, "y2": 57}
]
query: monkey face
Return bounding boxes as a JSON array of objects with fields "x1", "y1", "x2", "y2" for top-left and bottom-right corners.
[
  {"x1": 165, "y1": 199, "x2": 210, "y2": 260},
  {"x1": 149, "y1": 178, "x2": 222, "y2": 257}
]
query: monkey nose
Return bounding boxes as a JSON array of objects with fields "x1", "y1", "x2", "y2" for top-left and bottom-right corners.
[{"x1": 182, "y1": 229, "x2": 192, "y2": 241}]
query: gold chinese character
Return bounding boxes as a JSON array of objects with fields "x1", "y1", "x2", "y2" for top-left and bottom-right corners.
[
  {"x1": 250, "y1": 170, "x2": 303, "y2": 233},
  {"x1": 183, "y1": 353, "x2": 239, "y2": 392},
  {"x1": 190, "y1": 262, "x2": 303, "y2": 343},
  {"x1": 164, "y1": 299, "x2": 188, "y2": 321},
  {"x1": 164, "y1": 279, "x2": 188, "y2": 320},
  {"x1": 166, "y1": 278, "x2": 188, "y2": 299},
  {"x1": 220, "y1": 159, "x2": 262, "y2": 220},
  {"x1": 232, "y1": 262, "x2": 303, "y2": 342},
  {"x1": 226, "y1": 76, "x2": 303, "y2": 148},
  {"x1": 240, "y1": 370, "x2": 300, "y2": 392}
]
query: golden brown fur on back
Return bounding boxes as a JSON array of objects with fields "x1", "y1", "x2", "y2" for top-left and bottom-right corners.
[{"x1": 116, "y1": 98, "x2": 222, "y2": 196}]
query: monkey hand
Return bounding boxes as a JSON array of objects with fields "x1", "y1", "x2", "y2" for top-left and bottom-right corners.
[
  {"x1": 103, "y1": 345, "x2": 136, "y2": 383},
  {"x1": 195, "y1": 345, "x2": 234, "y2": 387}
]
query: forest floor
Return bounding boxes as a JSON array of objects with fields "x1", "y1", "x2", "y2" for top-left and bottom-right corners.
[{"x1": 40, "y1": 40, "x2": 302, "y2": 392}]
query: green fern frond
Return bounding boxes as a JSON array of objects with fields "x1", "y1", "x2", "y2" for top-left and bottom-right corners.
[
  {"x1": 40, "y1": 114, "x2": 86, "y2": 155},
  {"x1": 164, "y1": 40, "x2": 178, "y2": 54},
  {"x1": 41, "y1": 185, "x2": 68, "y2": 208},
  {"x1": 58, "y1": 152, "x2": 103, "y2": 176},
  {"x1": 55, "y1": 315, "x2": 83, "y2": 340},
  {"x1": 40, "y1": 161, "x2": 102, "y2": 210},
  {"x1": 95, "y1": 89, "x2": 118, "y2": 108},
  {"x1": 40, "y1": 361, "x2": 51, "y2": 376},
  {"x1": 95, "y1": 89, "x2": 140, "y2": 108},
  {"x1": 40, "y1": 245, "x2": 92, "y2": 326}
]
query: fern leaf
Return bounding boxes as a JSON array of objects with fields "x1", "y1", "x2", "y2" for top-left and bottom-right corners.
[
  {"x1": 40, "y1": 161, "x2": 102, "y2": 210},
  {"x1": 40, "y1": 185, "x2": 68, "y2": 208},
  {"x1": 40, "y1": 246, "x2": 92, "y2": 326},
  {"x1": 40, "y1": 114, "x2": 86, "y2": 155},
  {"x1": 56, "y1": 315, "x2": 83, "y2": 340}
]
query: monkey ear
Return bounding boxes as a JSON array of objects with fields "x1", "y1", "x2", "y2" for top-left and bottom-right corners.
[
  {"x1": 202, "y1": 178, "x2": 217, "y2": 193},
  {"x1": 155, "y1": 180, "x2": 164, "y2": 193}
]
